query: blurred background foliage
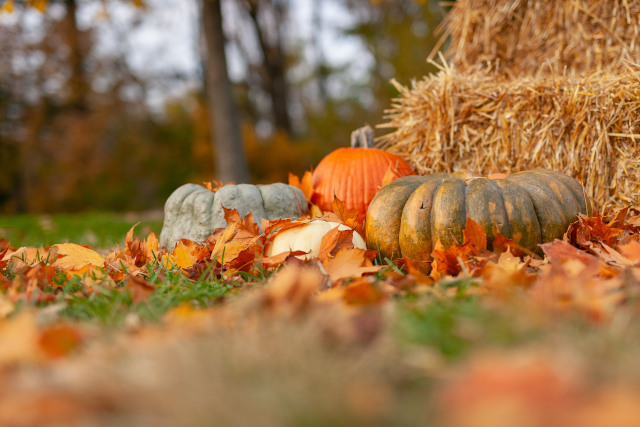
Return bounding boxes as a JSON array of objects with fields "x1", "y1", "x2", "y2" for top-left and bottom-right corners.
[{"x1": 0, "y1": 0, "x2": 446, "y2": 214}]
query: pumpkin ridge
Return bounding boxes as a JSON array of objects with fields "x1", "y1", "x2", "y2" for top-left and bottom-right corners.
[
  {"x1": 429, "y1": 179, "x2": 445, "y2": 255},
  {"x1": 431, "y1": 178, "x2": 467, "y2": 248},
  {"x1": 399, "y1": 177, "x2": 445, "y2": 261},
  {"x1": 528, "y1": 170, "x2": 581, "y2": 224},
  {"x1": 507, "y1": 175, "x2": 566, "y2": 244},
  {"x1": 494, "y1": 179, "x2": 541, "y2": 252},
  {"x1": 506, "y1": 179, "x2": 544, "y2": 245},
  {"x1": 531, "y1": 169, "x2": 588, "y2": 215},
  {"x1": 492, "y1": 178, "x2": 513, "y2": 240},
  {"x1": 466, "y1": 178, "x2": 512, "y2": 249}
]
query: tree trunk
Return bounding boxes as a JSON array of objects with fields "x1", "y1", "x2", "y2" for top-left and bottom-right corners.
[
  {"x1": 63, "y1": 0, "x2": 88, "y2": 111},
  {"x1": 201, "y1": 0, "x2": 250, "y2": 183},
  {"x1": 246, "y1": 0, "x2": 291, "y2": 134}
]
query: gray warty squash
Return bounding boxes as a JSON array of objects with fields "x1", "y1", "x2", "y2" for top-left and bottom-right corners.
[
  {"x1": 365, "y1": 168, "x2": 592, "y2": 261},
  {"x1": 159, "y1": 182, "x2": 308, "y2": 249}
]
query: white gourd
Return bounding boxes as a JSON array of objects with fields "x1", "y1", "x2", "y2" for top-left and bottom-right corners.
[{"x1": 266, "y1": 220, "x2": 366, "y2": 260}]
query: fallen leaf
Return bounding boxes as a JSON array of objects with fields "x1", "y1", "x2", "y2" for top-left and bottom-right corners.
[
  {"x1": 317, "y1": 226, "x2": 357, "y2": 261},
  {"x1": 492, "y1": 232, "x2": 525, "y2": 257},
  {"x1": 172, "y1": 239, "x2": 209, "y2": 271},
  {"x1": 343, "y1": 278, "x2": 388, "y2": 306},
  {"x1": 203, "y1": 180, "x2": 225, "y2": 192},
  {"x1": 260, "y1": 250, "x2": 309, "y2": 269},
  {"x1": 437, "y1": 351, "x2": 582, "y2": 427},
  {"x1": 126, "y1": 274, "x2": 155, "y2": 304},
  {"x1": 530, "y1": 260, "x2": 625, "y2": 321},
  {"x1": 332, "y1": 197, "x2": 360, "y2": 230},
  {"x1": 258, "y1": 263, "x2": 326, "y2": 316},
  {"x1": 38, "y1": 323, "x2": 83, "y2": 359},
  {"x1": 463, "y1": 217, "x2": 488, "y2": 252},
  {"x1": 541, "y1": 240, "x2": 600, "y2": 266},
  {"x1": 323, "y1": 248, "x2": 382, "y2": 282},
  {"x1": 0, "y1": 310, "x2": 39, "y2": 365},
  {"x1": 288, "y1": 170, "x2": 314, "y2": 201},
  {"x1": 2, "y1": 246, "x2": 57, "y2": 271},
  {"x1": 619, "y1": 240, "x2": 640, "y2": 263},
  {"x1": 53, "y1": 243, "x2": 105, "y2": 271}
]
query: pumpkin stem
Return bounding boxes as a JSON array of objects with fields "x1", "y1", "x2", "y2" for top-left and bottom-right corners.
[{"x1": 350, "y1": 125, "x2": 375, "y2": 149}]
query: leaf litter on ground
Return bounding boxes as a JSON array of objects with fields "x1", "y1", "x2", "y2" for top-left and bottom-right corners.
[{"x1": 2, "y1": 204, "x2": 640, "y2": 425}]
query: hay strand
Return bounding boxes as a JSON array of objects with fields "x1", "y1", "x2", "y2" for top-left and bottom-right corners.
[
  {"x1": 442, "y1": 0, "x2": 640, "y2": 76},
  {"x1": 379, "y1": 66, "x2": 640, "y2": 209}
]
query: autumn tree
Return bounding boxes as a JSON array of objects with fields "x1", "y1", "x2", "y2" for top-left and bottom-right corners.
[{"x1": 201, "y1": 0, "x2": 250, "y2": 183}]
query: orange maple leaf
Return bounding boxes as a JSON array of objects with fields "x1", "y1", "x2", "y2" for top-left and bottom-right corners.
[
  {"x1": 429, "y1": 217, "x2": 493, "y2": 281},
  {"x1": 317, "y1": 226, "x2": 358, "y2": 261},
  {"x1": 288, "y1": 170, "x2": 315, "y2": 202},
  {"x1": 210, "y1": 208, "x2": 262, "y2": 270},
  {"x1": 331, "y1": 196, "x2": 362, "y2": 232},
  {"x1": 323, "y1": 247, "x2": 382, "y2": 282}
]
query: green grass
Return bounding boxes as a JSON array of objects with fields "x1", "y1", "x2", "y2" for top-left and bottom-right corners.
[
  {"x1": 58, "y1": 266, "x2": 233, "y2": 326},
  {"x1": 0, "y1": 212, "x2": 163, "y2": 249},
  {"x1": 396, "y1": 289, "x2": 542, "y2": 360}
]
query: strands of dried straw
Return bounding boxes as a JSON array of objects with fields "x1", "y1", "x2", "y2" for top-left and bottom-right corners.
[
  {"x1": 439, "y1": 0, "x2": 640, "y2": 77},
  {"x1": 379, "y1": 63, "x2": 640, "y2": 209}
]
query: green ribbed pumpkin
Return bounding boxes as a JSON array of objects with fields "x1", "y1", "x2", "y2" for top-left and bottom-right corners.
[{"x1": 365, "y1": 169, "x2": 591, "y2": 260}]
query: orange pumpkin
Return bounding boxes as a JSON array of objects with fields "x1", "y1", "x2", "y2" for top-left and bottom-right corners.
[{"x1": 311, "y1": 126, "x2": 413, "y2": 220}]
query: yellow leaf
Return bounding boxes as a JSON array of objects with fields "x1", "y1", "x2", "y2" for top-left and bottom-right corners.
[
  {"x1": 52, "y1": 243, "x2": 105, "y2": 271},
  {"x1": 172, "y1": 241, "x2": 201, "y2": 271},
  {"x1": 145, "y1": 231, "x2": 159, "y2": 261},
  {"x1": 2, "y1": 0, "x2": 14, "y2": 13},
  {"x1": 160, "y1": 253, "x2": 177, "y2": 269}
]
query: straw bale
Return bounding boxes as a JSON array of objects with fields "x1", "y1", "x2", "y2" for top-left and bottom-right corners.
[
  {"x1": 379, "y1": 65, "x2": 640, "y2": 209},
  {"x1": 441, "y1": 0, "x2": 640, "y2": 77}
]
